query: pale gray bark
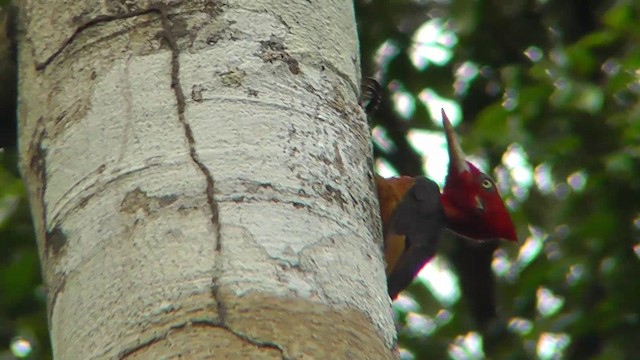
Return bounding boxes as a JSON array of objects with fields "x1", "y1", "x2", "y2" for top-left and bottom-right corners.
[{"x1": 18, "y1": 0, "x2": 395, "y2": 358}]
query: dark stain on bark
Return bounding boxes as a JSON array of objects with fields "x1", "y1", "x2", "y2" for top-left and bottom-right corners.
[{"x1": 45, "y1": 225, "x2": 68, "y2": 258}]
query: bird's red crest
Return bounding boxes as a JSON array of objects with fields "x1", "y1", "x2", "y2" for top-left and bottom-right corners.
[{"x1": 440, "y1": 110, "x2": 517, "y2": 242}]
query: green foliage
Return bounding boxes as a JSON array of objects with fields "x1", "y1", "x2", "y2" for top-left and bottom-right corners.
[
  {"x1": 0, "y1": 152, "x2": 49, "y2": 359},
  {"x1": 1, "y1": 4, "x2": 49, "y2": 358},
  {"x1": 357, "y1": 0, "x2": 640, "y2": 358}
]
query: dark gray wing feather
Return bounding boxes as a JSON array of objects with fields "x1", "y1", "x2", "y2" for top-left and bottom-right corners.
[{"x1": 387, "y1": 176, "x2": 446, "y2": 298}]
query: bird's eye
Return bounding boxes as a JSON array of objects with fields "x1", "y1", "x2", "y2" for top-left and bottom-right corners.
[{"x1": 481, "y1": 179, "x2": 493, "y2": 189}]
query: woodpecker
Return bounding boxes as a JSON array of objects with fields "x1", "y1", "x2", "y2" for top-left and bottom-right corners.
[{"x1": 363, "y1": 81, "x2": 517, "y2": 298}]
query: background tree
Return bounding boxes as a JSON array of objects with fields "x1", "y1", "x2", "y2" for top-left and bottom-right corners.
[{"x1": 2, "y1": 0, "x2": 640, "y2": 359}]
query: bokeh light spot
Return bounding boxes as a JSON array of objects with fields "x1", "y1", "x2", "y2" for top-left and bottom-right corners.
[
  {"x1": 494, "y1": 165, "x2": 511, "y2": 195},
  {"x1": 10, "y1": 337, "x2": 32, "y2": 358},
  {"x1": 435, "y1": 309, "x2": 453, "y2": 325},
  {"x1": 410, "y1": 19, "x2": 457, "y2": 70},
  {"x1": 392, "y1": 89, "x2": 416, "y2": 119},
  {"x1": 566, "y1": 264, "x2": 585, "y2": 286},
  {"x1": 537, "y1": 333, "x2": 571, "y2": 360},
  {"x1": 502, "y1": 88, "x2": 519, "y2": 110},
  {"x1": 632, "y1": 214, "x2": 640, "y2": 230},
  {"x1": 399, "y1": 348, "x2": 415, "y2": 360},
  {"x1": 602, "y1": 58, "x2": 621, "y2": 76},
  {"x1": 544, "y1": 240, "x2": 563, "y2": 261},
  {"x1": 393, "y1": 293, "x2": 419, "y2": 313},
  {"x1": 376, "y1": 158, "x2": 399, "y2": 178},
  {"x1": 417, "y1": 256, "x2": 460, "y2": 307},
  {"x1": 375, "y1": 40, "x2": 400, "y2": 69},
  {"x1": 514, "y1": 226, "x2": 546, "y2": 273},
  {"x1": 534, "y1": 163, "x2": 555, "y2": 194},
  {"x1": 418, "y1": 88, "x2": 461, "y2": 127},
  {"x1": 502, "y1": 143, "x2": 534, "y2": 201},
  {"x1": 454, "y1": 61, "x2": 479, "y2": 95},
  {"x1": 407, "y1": 130, "x2": 448, "y2": 186},
  {"x1": 550, "y1": 48, "x2": 568, "y2": 67},
  {"x1": 524, "y1": 46, "x2": 543, "y2": 62},
  {"x1": 492, "y1": 249, "x2": 512, "y2": 278},
  {"x1": 508, "y1": 317, "x2": 533, "y2": 335},
  {"x1": 567, "y1": 170, "x2": 587, "y2": 191},
  {"x1": 554, "y1": 183, "x2": 571, "y2": 199},
  {"x1": 537, "y1": 287, "x2": 565, "y2": 317},
  {"x1": 406, "y1": 312, "x2": 437, "y2": 337},
  {"x1": 372, "y1": 126, "x2": 396, "y2": 153},
  {"x1": 456, "y1": 61, "x2": 479, "y2": 80},
  {"x1": 448, "y1": 332, "x2": 485, "y2": 360}
]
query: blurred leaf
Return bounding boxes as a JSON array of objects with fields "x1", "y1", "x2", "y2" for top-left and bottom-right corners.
[{"x1": 602, "y1": 3, "x2": 634, "y2": 30}]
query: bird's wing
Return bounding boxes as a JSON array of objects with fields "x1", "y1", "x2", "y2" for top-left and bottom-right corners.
[
  {"x1": 376, "y1": 175, "x2": 416, "y2": 274},
  {"x1": 378, "y1": 176, "x2": 446, "y2": 299}
]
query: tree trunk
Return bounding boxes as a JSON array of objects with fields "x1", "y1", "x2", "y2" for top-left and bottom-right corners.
[{"x1": 17, "y1": 0, "x2": 396, "y2": 358}]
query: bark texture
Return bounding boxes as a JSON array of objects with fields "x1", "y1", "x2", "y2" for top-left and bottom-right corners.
[{"x1": 18, "y1": 0, "x2": 396, "y2": 358}]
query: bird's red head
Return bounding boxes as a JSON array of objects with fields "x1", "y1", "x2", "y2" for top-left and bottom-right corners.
[{"x1": 439, "y1": 110, "x2": 518, "y2": 242}]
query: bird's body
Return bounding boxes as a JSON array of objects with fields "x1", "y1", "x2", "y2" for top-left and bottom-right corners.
[
  {"x1": 378, "y1": 110, "x2": 517, "y2": 298},
  {"x1": 376, "y1": 175, "x2": 445, "y2": 299}
]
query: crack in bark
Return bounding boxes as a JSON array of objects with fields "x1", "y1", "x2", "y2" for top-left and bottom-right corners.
[
  {"x1": 155, "y1": 5, "x2": 286, "y2": 359},
  {"x1": 35, "y1": 7, "x2": 160, "y2": 70},
  {"x1": 118, "y1": 321, "x2": 187, "y2": 359},
  {"x1": 193, "y1": 320, "x2": 290, "y2": 360},
  {"x1": 155, "y1": 6, "x2": 221, "y2": 250},
  {"x1": 118, "y1": 319, "x2": 289, "y2": 360}
]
